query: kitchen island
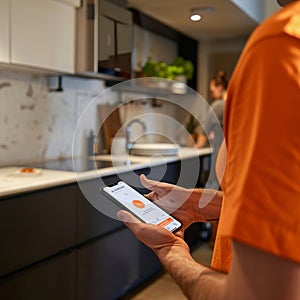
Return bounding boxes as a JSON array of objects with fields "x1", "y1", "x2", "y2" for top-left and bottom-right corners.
[{"x1": 0, "y1": 147, "x2": 211, "y2": 300}]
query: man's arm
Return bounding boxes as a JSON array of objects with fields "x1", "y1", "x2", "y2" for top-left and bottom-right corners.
[
  {"x1": 117, "y1": 212, "x2": 300, "y2": 300},
  {"x1": 157, "y1": 243, "x2": 226, "y2": 300},
  {"x1": 161, "y1": 240, "x2": 300, "y2": 300},
  {"x1": 225, "y1": 240, "x2": 300, "y2": 300}
]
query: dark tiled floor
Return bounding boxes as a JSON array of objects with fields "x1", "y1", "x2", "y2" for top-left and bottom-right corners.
[{"x1": 130, "y1": 243, "x2": 213, "y2": 300}]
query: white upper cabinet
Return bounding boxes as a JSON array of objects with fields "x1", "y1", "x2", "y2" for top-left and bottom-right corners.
[
  {"x1": 11, "y1": 0, "x2": 76, "y2": 72},
  {"x1": 0, "y1": 0, "x2": 10, "y2": 63},
  {"x1": 9, "y1": 0, "x2": 76, "y2": 73}
]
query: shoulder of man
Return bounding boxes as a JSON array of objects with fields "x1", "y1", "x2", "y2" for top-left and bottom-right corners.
[{"x1": 245, "y1": 2, "x2": 300, "y2": 50}]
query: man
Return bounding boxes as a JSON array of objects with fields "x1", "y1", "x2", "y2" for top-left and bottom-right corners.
[{"x1": 118, "y1": 1, "x2": 300, "y2": 298}]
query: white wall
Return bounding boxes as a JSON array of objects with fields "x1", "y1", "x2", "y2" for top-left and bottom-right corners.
[
  {"x1": 264, "y1": 0, "x2": 282, "y2": 18},
  {"x1": 230, "y1": 0, "x2": 264, "y2": 23},
  {"x1": 231, "y1": 0, "x2": 281, "y2": 24},
  {"x1": 197, "y1": 36, "x2": 248, "y2": 99}
]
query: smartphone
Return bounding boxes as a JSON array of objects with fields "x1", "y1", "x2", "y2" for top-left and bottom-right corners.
[{"x1": 101, "y1": 181, "x2": 182, "y2": 233}]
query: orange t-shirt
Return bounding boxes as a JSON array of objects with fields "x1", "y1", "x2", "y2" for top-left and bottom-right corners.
[{"x1": 211, "y1": 2, "x2": 300, "y2": 273}]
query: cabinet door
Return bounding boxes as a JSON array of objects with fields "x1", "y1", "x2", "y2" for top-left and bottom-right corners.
[
  {"x1": 0, "y1": 251, "x2": 76, "y2": 300},
  {"x1": 98, "y1": 14, "x2": 115, "y2": 62},
  {"x1": 77, "y1": 228, "x2": 161, "y2": 300},
  {"x1": 177, "y1": 156, "x2": 203, "y2": 188},
  {"x1": 117, "y1": 22, "x2": 132, "y2": 55},
  {"x1": 77, "y1": 178, "x2": 124, "y2": 243},
  {"x1": 11, "y1": 0, "x2": 75, "y2": 72},
  {"x1": 0, "y1": 0, "x2": 10, "y2": 63},
  {"x1": 0, "y1": 184, "x2": 76, "y2": 277}
]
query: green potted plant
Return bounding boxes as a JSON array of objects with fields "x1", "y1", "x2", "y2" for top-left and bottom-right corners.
[
  {"x1": 170, "y1": 56, "x2": 194, "y2": 82},
  {"x1": 141, "y1": 57, "x2": 159, "y2": 77},
  {"x1": 141, "y1": 56, "x2": 194, "y2": 80},
  {"x1": 139, "y1": 58, "x2": 166, "y2": 87},
  {"x1": 140, "y1": 57, "x2": 194, "y2": 93}
]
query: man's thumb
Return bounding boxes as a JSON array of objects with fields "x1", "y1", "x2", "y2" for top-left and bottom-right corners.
[{"x1": 140, "y1": 174, "x2": 160, "y2": 191}]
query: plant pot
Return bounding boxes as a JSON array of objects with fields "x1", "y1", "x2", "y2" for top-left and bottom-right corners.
[{"x1": 174, "y1": 75, "x2": 187, "y2": 84}]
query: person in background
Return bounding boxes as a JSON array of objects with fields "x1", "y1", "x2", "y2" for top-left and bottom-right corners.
[
  {"x1": 179, "y1": 71, "x2": 227, "y2": 150},
  {"x1": 196, "y1": 71, "x2": 228, "y2": 188},
  {"x1": 118, "y1": 0, "x2": 300, "y2": 299},
  {"x1": 196, "y1": 70, "x2": 227, "y2": 148}
]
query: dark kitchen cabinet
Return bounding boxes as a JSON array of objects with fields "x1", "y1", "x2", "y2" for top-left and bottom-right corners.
[
  {"x1": 77, "y1": 182, "x2": 124, "y2": 243},
  {"x1": 0, "y1": 185, "x2": 77, "y2": 277},
  {"x1": 77, "y1": 227, "x2": 161, "y2": 300},
  {"x1": 0, "y1": 155, "x2": 209, "y2": 298},
  {"x1": 0, "y1": 251, "x2": 76, "y2": 300}
]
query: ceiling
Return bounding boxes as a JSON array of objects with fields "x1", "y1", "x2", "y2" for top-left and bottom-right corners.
[{"x1": 127, "y1": 0, "x2": 258, "y2": 40}]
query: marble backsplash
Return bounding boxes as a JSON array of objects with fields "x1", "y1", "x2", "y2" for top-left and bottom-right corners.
[
  {"x1": 0, "y1": 69, "x2": 197, "y2": 167},
  {"x1": 0, "y1": 70, "x2": 116, "y2": 166}
]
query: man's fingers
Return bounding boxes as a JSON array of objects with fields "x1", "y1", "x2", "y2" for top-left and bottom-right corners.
[
  {"x1": 117, "y1": 210, "x2": 149, "y2": 237},
  {"x1": 117, "y1": 210, "x2": 141, "y2": 224}
]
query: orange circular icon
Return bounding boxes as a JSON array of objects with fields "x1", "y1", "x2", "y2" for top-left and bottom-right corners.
[{"x1": 132, "y1": 200, "x2": 145, "y2": 208}]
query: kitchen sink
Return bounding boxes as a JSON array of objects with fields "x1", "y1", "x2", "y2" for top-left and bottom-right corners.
[
  {"x1": 92, "y1": 155, "x2": 142, "y2": 166},
  {"x1": 129, "y1": 143, "x2": 179, "y2": 156}
]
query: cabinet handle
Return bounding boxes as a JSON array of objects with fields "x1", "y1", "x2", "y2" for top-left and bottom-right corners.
[{"x1": 107, "y1": 34, "x2": 112, "y2": 47}]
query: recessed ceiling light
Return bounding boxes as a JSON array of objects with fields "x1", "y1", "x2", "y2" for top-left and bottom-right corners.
[
  {"x1": 190, "y1": 14, "x2": 201, "y2": 22},
  {"x1": 190, "y1": 6, "x2": 215, "y2": 22}
]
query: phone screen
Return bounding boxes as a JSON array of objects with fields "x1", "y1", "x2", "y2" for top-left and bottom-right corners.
[{"x1": 102, "y1": 181, "x2": 182, "y2": 233}]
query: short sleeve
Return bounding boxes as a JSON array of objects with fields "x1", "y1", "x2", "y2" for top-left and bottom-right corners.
[{"x1": 217, "y1": 33, "x2": 300, "y2": 269}]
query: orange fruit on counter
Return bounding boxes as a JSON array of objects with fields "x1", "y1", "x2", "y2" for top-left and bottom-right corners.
[{"x1": 20, "y1": 167, "x2": 35, "y2": 173}]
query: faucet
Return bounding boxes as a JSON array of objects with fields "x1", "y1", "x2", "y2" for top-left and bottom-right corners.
[{"x1": 125, "y1": 118, "x2": 147, "y2": 152}]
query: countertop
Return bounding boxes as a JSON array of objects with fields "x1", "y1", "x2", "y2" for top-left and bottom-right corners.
[{"x1": 0, "y1": 147, "x2": 211, "y2": 198}]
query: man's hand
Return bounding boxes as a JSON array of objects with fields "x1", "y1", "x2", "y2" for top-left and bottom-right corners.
[
  {"x1": 140, "y1": 174, "x2": 223, "y2": 231},
  {"x1": 117, "y1": 210, "x2": 190, "y2": 261}
]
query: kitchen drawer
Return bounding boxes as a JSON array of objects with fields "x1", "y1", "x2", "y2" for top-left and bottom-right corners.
[
  {"x1": 0, "y1": 185, "x2": 76, "y2": 277},
  {"x1": 0, "y1": 251, "x2": 76, "y2": 300}
]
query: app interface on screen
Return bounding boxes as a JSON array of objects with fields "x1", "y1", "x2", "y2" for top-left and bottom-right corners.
[{"x1": 103, "y1": 181, "x2": 181, "y2": 232}]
